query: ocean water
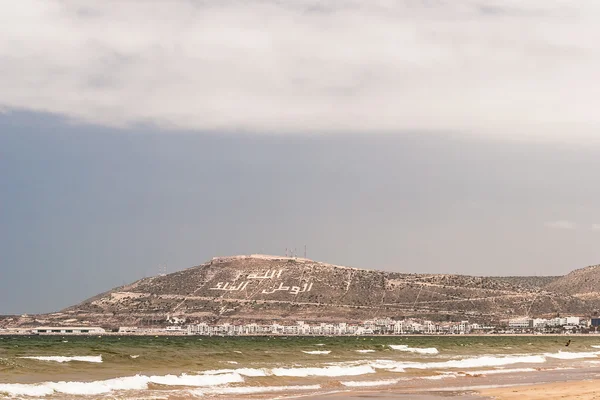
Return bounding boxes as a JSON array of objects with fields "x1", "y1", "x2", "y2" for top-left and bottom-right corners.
[{"x1": 1, "y1": 335, "x2": 600, "y2": 398}]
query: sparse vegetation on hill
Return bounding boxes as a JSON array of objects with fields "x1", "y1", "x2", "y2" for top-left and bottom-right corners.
[{"x1": 2, "y1": 256, "x2": 597, "y2": 328}]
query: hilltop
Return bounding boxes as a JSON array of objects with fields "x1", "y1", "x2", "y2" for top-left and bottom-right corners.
[
  {"x1": 544, "y1": 264, "x2": 600, "y2": 300},
  {"x1": 3, "y1": 255, "x2": 595, "y2": 329}
]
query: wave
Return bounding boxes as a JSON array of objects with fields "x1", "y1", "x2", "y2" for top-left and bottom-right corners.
[
  {"x1": 203, "y1": 368, "x2": 268, "y2": 377},
  {"x1": 149, "y1": 372, "x2": 243, "y2": 387},
  {"x1": 341, "y1": 379, "x2": 399, "y2": 387},
  {"x1": 356, "y1": 350, "x2": 376, "y2": 353},
  {"x1": 315, "y1": 343, "x2": 326, "y2": 346},
  {"x1": 389, "y1": 345, "x2": 439, "y2": 354},
  {"x1": 591, "y1": 345, "x2": 600, "y2": 349},
  {"x1": 0, "y1": 375, "x2": 147, "y2": 397},
  {"x1": 458, "y1": 368, "x2": 537, "y2": 376},
  {"x1": 272, "y1": 365, "x2": 376, "y2": 377},
  {"x1": 19, "y1": 355, "x2": 102, "y2": 363},
  {"x1": 0, "y1": 372, "x2": 243, "y2": 397},
  {"x1": 302, "y1": 350, "x2": 331, "y2": 355},
  {"x1": 371, "y1": 354, "x2": 546, "y2": 372},
  {"x1": 192, "y1": 384, "x2": 321, "y2": 396},
  {"x1": 544, "y1": 351, "x2": 600, "y2": 360}
]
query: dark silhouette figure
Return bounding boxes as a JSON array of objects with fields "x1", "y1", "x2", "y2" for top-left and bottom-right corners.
[{"x1": 565, "y1": 339, "x2": 571, "y2": 347}]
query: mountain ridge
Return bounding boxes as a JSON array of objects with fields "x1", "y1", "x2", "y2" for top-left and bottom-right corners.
[{"x1": 2, "y1": 255, "x2": 598, "y2": 328}]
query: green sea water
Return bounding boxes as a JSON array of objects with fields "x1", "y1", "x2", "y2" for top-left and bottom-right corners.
[{"x1": 1, "y1": 335, "x2": 600, "y2": 398}]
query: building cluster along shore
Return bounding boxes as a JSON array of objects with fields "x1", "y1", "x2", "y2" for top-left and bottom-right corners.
[{"x1": 2, "y1": 315, "x2": 599, "y2": 336}]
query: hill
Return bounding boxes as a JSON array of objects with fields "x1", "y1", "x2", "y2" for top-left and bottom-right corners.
[
  {"x1": 544, "y1": 264, "x2": 600, "y2": 301},
  {"x1": 6, "y1": 255, "x2": 592, "y2": 328}
]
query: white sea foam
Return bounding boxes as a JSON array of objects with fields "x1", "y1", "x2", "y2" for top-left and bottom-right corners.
[
  {"x1": 0, "y1": 372, "x2": 244, "y2": 397},
  {"x1": 315, "y1": 343, "x2": 326, "y2": 346},
  {"x1": 458, "y1": 368, "x2": 537, "y2": 376},
  {"x1": 302, "y1": 350, "x2": 331, "y2": 355},
  {"x1": 544, "y1": 351, "x2": 600, "y2": 360},
  {"x1": 421, "y1": 374, "x2": 457, "y2": 380},
  {"x1": 356, "y1": 350, "x2": 376, "y2": 353},
  {"x1": 130, "y1": 355, "x2": 140, "y2": 359},
  {"x1": 192, "y1": 384, "x2": 321, "y2": 396},
  {"x1": 0, "y1": 375, "x2": 148, "y2": 397},
  {"x1": 19, "y1": 355, "x2": 103, "y2": 363},
  {"x1": 371, "y1": 354, "x2": 546, "y2": 372},
  {"x1": 149, "y1": 372, "x2": 243, "y2": 387},
  {"x1": 591, "y1": 345, "x2": 600, "y2": 349},
  {"x1": 272, "y1": 365, "x2": 376, "y2": 377},
  {"x1": 341, "y1": 379, "x2": 399, "y2": 387},
  {"x1": 389, "y1": 345, "x2": 439, "y2": 355}
]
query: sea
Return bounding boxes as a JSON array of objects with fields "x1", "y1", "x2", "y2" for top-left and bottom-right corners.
[{"x1": 2, "y1": 335, "x2": 600, "y2": 399}]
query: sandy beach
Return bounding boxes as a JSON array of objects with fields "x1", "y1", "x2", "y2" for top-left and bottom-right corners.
[
  {"x1": 302, "y1": 379, "x2": 600, "y2": 400},
  {"x1": 479, "y1": 379, "x2": 600, "y2": 399}
]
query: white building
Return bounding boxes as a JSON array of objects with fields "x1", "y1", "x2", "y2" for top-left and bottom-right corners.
[
  {"x1": 31, "y1": 326, "x2": 106, "y2": 334},
  {"x1": 508, "y1": 318, "x2": 533, "y2": 329}
]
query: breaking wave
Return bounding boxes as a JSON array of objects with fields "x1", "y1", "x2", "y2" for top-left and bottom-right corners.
[
  {"x1": 341, "y1": 379, "x2": 399, "y2": 387},
  {"x1": 389, "y1": 345, "x2": 439, "y2": 355},
  {"x1": 356, "y1": 350, "x2": 376, "y2": 353},
  {"x1": 272, "y1": 365, "x2": 376, "y2": 377},
  {"x1": 458, "y1": 368, "x2": 537, "y2": 376},
  {"x1": 192, "y1": 384, "x2": 321, "y2": 396},
  {"x1": 370, "y1": 354, "x2": 546, "y2": 372},
  {"x1": 0, "y1": 372, "x2": 243, "y2": 397},
  {"x1": 302, "y1": 350, "x2": 331, "y2": 355},
  {"x1": 544, "y1": 351, "x2": 600, "y2": 360},
  {"x1": 19, "y1": 356, "x2": 102, "y2": 363}
]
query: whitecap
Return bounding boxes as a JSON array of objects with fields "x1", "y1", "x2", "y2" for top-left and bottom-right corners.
[
  {"x1": 192, "y1": 384, "x2": 321, "y2": 396},
  {"x1": 0, "y1": 375, "x2": 147, "y2": 397},
  {"x1": 356, "y1": 350, "x2": 376, "y2": 353},
  {"x1": 544, "y1": 351, "x2": 600, "y2": 360},
  {"x1": 19, "y1": 355, "x2": 102, "y2": 363},
  {"x1": 372, "y1": 354, "x2": 546, "y2": 371},
  {"x1": 272, "y1": 365, "x2": 375, "y2": 377},
  {"x1": 149, "y1": 372, "x2": 243, "y2": 387},
  {"x1": 302, "y1": 350, "x2": 331, "y2": 355},
  {"x1": 457, "y1": 368, "x2": 537, "y2": 376},
  {"x1": 0, "y1": 372, "x2": 244, "y2": 397},
  {"x1": 130, "y1": 355, "x2": 140, "y2": 359},
  {"x1": 389, "y1": 345, "x2": 439, "y2": 355},
  {"x1": 341, "y1": 379, "x2": 399, "y2": 387},
  {"x1": 591, "y1": 345, "x2": 600, "y2": 349}
]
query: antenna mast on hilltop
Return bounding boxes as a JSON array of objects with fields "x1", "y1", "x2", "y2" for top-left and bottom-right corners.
[{"x1": 304, "y1": 244, "x2": 307, "y2": 259}]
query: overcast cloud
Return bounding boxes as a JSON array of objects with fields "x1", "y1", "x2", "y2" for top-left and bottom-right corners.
[{"x1": 1, "y1": 0, "x2": 600, "y2": 139}]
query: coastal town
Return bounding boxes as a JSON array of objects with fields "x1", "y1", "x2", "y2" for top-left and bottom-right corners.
[{"x1": 2, "y1": 315, "x2": 599, "y2": 336}]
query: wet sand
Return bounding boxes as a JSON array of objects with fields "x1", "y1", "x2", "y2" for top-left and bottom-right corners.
[
  {"x1": 299, "y1": 367, "x2": 600, "y2": 400},
  {"x1": 479, "y1": 379, "x2": 600, "y2": 399}
]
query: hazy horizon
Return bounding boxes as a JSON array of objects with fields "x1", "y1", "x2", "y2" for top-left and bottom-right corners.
[{"x1": 2, "y1": 1, "x2": 600, "y2": 314}]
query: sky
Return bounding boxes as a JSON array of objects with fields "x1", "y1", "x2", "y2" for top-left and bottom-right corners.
[{"x1": 1, "y1": 1, "x2": 600, "y2": 314}]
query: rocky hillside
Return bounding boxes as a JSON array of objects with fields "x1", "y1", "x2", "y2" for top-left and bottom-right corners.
[
  {"x1": 544, "y1": 264, "x2": 600, "y2": 300},
  {"x1": 7, "y1": 255, "x2": 592, "y2": 328}
]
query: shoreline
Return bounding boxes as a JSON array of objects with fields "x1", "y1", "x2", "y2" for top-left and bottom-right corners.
[
  {"x1": 478, "y1": 379, "x2": 600, "y2": 400},
  {"x1": 1, "y1": 332, "x2": 599, "y2": 337}
]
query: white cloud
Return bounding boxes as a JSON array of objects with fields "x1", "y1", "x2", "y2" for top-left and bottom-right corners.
[
  {"x1": 1, "y1": 0, "x2": 600, "y2": 138},
  {"x1": 545, "y1": 220, "x2": 577, "y2": 230}
]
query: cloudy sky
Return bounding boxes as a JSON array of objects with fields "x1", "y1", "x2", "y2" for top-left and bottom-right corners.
[{"x1": 1, "y1": 0, "x2": 600, "y2": 314}]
